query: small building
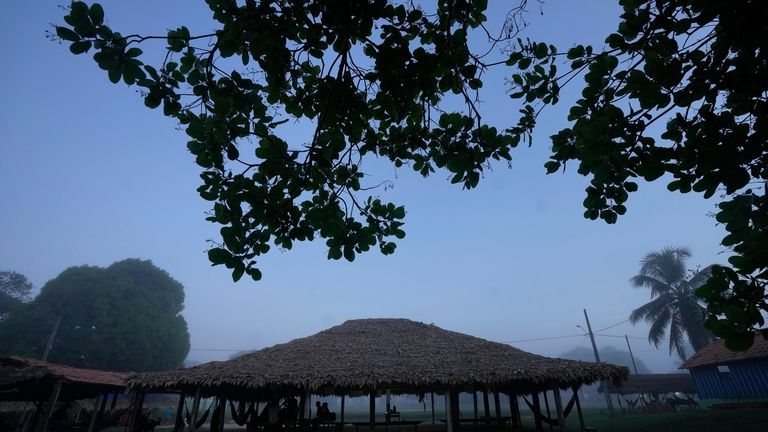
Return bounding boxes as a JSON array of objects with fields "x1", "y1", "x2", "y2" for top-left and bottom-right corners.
[
  {"x1": 680, "y1": 334, "x2": 768, "y2": 399},
  {"x1": 605, "y1": 373, "x2": 696, "y2": 396}
]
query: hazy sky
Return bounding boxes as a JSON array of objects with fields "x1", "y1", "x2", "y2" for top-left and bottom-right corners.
[{"x1": 0, "y1": 1, "x2": 727, "y2": 372}]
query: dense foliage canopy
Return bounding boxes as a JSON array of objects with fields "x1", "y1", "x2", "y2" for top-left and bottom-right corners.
[
  {"x1": 0, "y1": 259, "x2": 190, "y2": 372},
  {"x1": 0, "y1": 270, "x2": 33, "y2": 319},
  {"x1": 54, "y1": 0, "x2": 767, "y2": 348}
]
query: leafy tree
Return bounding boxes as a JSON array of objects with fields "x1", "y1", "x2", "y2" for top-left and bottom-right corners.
[
  {"x1": 629, "y1": 247, "x2": 712, "y2": 360},
  {"x1": 53, "y1": 0, "x2": 767, "y2": 348},
  {"x1": 0, "y1": 271, "x2": 33, "y2": 319},
  {"x1": 0, "y1": 259, "x2": 190, "y2": 372}
]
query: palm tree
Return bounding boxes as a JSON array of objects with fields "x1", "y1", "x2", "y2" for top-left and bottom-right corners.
[{"x1": 629, "y1": 247, "x2": 712, "y2": 360}]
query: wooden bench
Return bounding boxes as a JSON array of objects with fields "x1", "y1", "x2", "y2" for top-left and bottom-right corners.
[
  {"x1": 439, "y1": 416, "x2": 511, "y2": 426},
  {"x1": 347, "y1": 420, "x2": 422, "y2": 432}
]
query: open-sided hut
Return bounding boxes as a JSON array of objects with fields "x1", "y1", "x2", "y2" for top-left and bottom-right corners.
[
  {"x1": 604, "y1": 373, "x2": 696, "y2": 396},
  {"x1": 681, "y1": 334, "x2": 768, "y2": 399},
  {"x1": 0, "y1": 356, "x2": 128, "y2": 432},
  {"x1": 129, "y1": 319, "x2": 627, "y2": 432}
]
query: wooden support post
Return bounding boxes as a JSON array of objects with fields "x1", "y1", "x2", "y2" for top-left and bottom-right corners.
[
  {"x1": 472, "y1": 392, "x2": 478, "y2": 426},
  {"x1": 87, "y1": 393, "x2": 104, "y2": 432},
  {"x1": 129, "y1": 392, "x2": 146, "y2": 432},
  {"x1": 189, "y1": 388, "x2": 201, "y2": 432},
  {"x1": 386, "y1": 389, "x2": 391, "y2": 413},
  {"x1": 451, "y1": 389, "x2": 461, "y2": 429},
  {"x1": 369, "y1": 391, "x2": 376, "y2": 428},
  {"x1": 14, "y1": 406, "x2": 31, "y2": 432},
  {"x1": 20, "y1": 402, "x2": 43, "y2": 432},
  {"x1": 552, "y1": 388, "x2": 566, "y2": 432},
  {"x1": 340, "y1": 395, "x2": 345, "y2": 424},
  {"x1": 482, "y1": 390, "x2": 489, "y2": 417},
  {"x1": 508, "y1": 394, "x2": 520, "y2": 429},
  {"x1": 217, "y1": 397, "x2": 227, "y2": 432},
  {"x1": 430, "y1": 392, "x2": 435, "y2": 424},
  {"x1": 96, "y1": 390, "x2": 109, "y2": 427},
  {"x1": 493, "y1": 392, "x2": 501, "y2": 420},
  {"x1": 573, "y1": 388, "x2": 584, "y2": 432},
  {"x1": 110, "y1": 393, "x2": 118, "y2": 410},
  {"x1": 531, "y1": 393, "x2": 543, "y2": 432},
  {"x1": 543, "y1": 391, "x2": 552, "y2": 432},
  {"x1": 444, "y1": 391, "x2": 453, "y2": 432},
  {"x1": 39, "y1": 381, "x2": 63, "y2": 432},
  {"x1": 174, "y1": 392, "x2": 186, "y2": 432}
]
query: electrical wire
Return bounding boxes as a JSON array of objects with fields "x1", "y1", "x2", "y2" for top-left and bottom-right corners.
[{"x1": 595, "y1": 319, "x2": 630, "y2": 333}]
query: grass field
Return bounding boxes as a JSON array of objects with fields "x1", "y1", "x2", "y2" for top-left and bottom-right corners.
[
  {"x1": 545, "y1": 407, "x2": 768, "y2": 432},
  {"x1": 154, "y1": 407, "x2": 767, "y2": 432}
]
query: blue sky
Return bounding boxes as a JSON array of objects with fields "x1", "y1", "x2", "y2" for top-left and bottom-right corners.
[{"x1": 0, "y1": 1, "x2": 727, "y2": 372}]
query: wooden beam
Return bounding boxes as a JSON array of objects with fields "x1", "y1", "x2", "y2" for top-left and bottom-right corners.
[
  {"x1": 531, "y1": 393, "x2": 543, "y2": 432},
  {"x1": 552, "y1": 388, "x2": 565, "y2": 432},
  {"x1": 369, "y1": 391, "x2": 376, "y2": 428},
  {"x1": 430, "y1": 392, "x2": 435, "y2": 424},
  {"x1": 86, "y1": 393, "x2": 104, "y2": 432},
  {"x1": 386, "y1": 389, "x2": 391, "y2": 412},
  {"x1": 217, "y1": 396, "x2": 227, "y2": 432},
  {"x1": 482, "y1": 390, "x2": 490, "y2": 417},
  {"x1": 543, "y1": 391, "x2": 553, "y2": 432},
  {"x1": 110, "y1": 392, "x2": 118, "y2": 410},
  {"x1": 509, "y1": 394, "x2": 520, "y2": 429},
  {"x1": 129, "y1": 392, "x2": 146, "y2": 432},
  {"x1": 38, "y1": 381, "x2": 62, "y2": 432},
  {"x1": 340, "y1": 395, "x2": 345, "y2": 424},
  {"x1": 174, "y1": 392, "x2": 186, "y2": 432},
  {"x1": 189, "y1": 388, "x2": 201, "y2": 432},
  {"x1": 95, "y1": 389, "x2": 109, "y2": 427},
  {"x1": 573, "y1": 388, "x2": 585, "y2": 432},
  {"x1": 472, "y1": 392, "x2": 478, "y2": 426},
  {"x1": 493, "y1": 391, "x2": 501, "y2": 420},
  {"x1": 444, "y1": 391, "x2": 453, "y2": 432}
]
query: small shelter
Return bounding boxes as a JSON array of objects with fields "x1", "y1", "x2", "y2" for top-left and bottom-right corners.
[
  {"x1": 0, "y1": 356, "x2": 128, "y2": 432},
  {"x1": 128, "y1": 318, "x2": 628, "y2": 432},
  {"x1": 605, "y1": 373, "x2": 696, "y2": 395},
  {"x1": 680, "y1": 334, "x2": 768, "y2": 399}
]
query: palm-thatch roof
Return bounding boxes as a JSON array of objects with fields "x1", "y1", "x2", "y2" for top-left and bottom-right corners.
[
  {"x1": 128, "y1": 319, "x2": 627, "y2": 399},
  {"x1": 0, "y1": 356, "x2": 127, "y2": 401}
]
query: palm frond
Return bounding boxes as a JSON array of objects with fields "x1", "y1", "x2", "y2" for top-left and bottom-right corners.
[
  {"x1": 647, "y1": 308, "x2": 671, "y2": 347},
  {"x1": 630, "y1": 275, "x2": 673, "y2": 297},
  {"x1": 629, "y1": 294, "x2": 674, "y2": 324},
  {"x1": 638, "y1": 247, "x2": 691, "y2": 286},
  {"x1": 678, "y1": 299, "x2": 712, "y2": 351},
  {"x1": 668, "y1": 310, "x2": 687, "y2": 360}
]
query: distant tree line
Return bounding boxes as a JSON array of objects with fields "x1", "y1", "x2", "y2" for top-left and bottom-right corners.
[{"x1": 0, "y1": 259, "x2": 190, "y2": 372}]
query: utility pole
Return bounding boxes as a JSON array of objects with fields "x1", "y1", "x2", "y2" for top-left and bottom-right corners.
[
  {"x1": 41, "y1": 316, "x2": 62, "y2": 362},
  {"x1": 583, "y1": 309, "x2": 614, "y2": 415},
  {"x1": 625, "y1": 335, "x2": 639, "y2": 374}
]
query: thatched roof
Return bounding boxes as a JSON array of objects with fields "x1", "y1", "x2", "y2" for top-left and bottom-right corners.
[
  {"x1": 602, "y1": 373, "x2": 696, "y2": 395},
  {"x1": 0, "y1": 356, "x2": 128, "y2": 401},
  {"x1": 128, "y1": 319, "x2": 627, "y2": 398},
  {"x1": 681, "y1": 334, "x2": 768, "y2": 369}
]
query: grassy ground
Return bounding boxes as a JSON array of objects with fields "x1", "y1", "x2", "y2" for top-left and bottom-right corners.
[
  {"x1": 550, "y1": 407, "x2": 768, "y2": 432},
  {"x1": 150, "y1": 407, "x2": 767, "y2": 432}
]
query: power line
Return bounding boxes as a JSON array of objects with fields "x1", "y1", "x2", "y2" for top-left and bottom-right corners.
[
  {"x1": 189, "y1": 348, "x2": 253, "y2": 352},
  {"x1": 501, "y1": 334, "x2": 587, "y2": 343},
  {"x1": 596, "y1": 333, "x2": 670, "y2": 341},
  {"x1": 595, "y1": 319, "x2": 630, "y2": 333}
]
